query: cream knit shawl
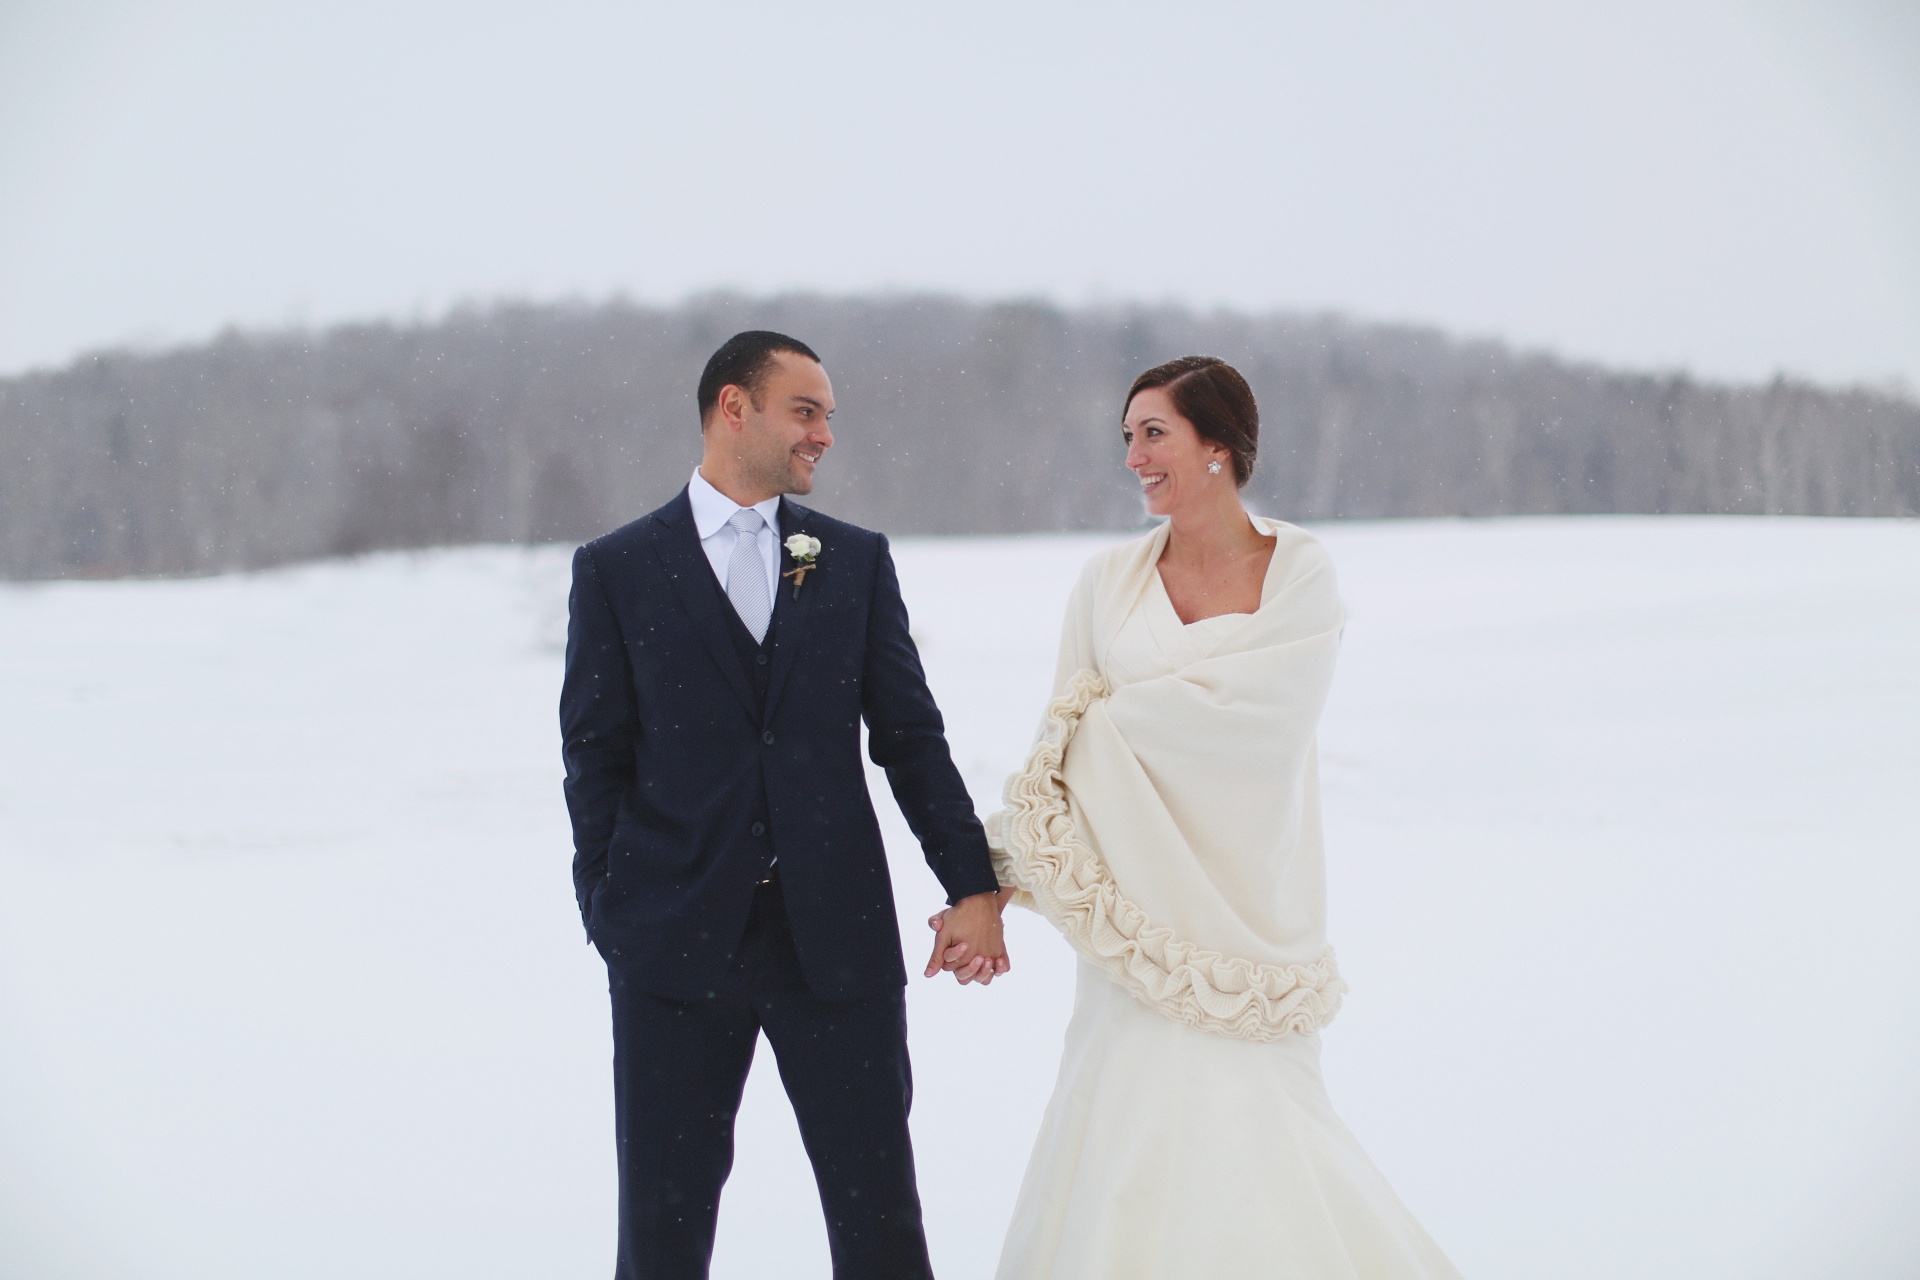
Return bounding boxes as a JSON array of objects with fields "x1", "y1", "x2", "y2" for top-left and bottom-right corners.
[{"x1": 988, "y1": 518, "x2": 1348, "y2": 1042}]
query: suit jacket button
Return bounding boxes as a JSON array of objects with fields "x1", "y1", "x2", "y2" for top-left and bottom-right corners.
[
  {"x1": 762, "y1": 731, "x2": 775, "y2": 745},
  {"x1": 757, "y1": 653, "x2": 768, "y2": 666},
  {"x1": 751, "y1": 822, "x2": 766, "y2": 836}
]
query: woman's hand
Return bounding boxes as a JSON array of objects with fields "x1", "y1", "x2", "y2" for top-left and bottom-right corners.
[{"x1": 924, "y1": 888, "x2": 1016, "y2": 985}]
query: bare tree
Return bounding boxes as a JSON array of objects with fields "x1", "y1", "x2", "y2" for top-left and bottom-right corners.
[{"x1": 2, "y1": 295, "x2": 1914, "y2": 579}]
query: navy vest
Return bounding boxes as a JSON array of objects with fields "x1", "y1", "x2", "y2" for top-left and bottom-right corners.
[{"x1": 709, "y1": 566, "x2": 778, "y2": 878}]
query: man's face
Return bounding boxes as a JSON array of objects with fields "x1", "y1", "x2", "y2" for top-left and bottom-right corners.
[{"x1": 723, "y1": 352, "x2": 836, "y2": 498}]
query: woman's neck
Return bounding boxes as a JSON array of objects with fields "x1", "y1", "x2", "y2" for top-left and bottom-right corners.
[{"x1": 1162, "y1": 491, "x2": 1261, "y2": 568}]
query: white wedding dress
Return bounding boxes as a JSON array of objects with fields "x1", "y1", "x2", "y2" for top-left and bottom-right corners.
[{"x1": 988, "y1": 519, "x2": 1462, "y2": 1279}]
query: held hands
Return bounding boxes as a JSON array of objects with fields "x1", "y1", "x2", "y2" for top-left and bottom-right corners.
[{"x1": 923, "y1": 887, "x2": 1017, "y2": 986}]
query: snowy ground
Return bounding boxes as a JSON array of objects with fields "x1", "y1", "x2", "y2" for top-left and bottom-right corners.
[{"x1": 1, "y1": 516, "x2": 1916, "y2": 1280}]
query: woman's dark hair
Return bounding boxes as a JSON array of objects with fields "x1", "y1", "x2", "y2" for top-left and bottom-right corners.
[
  {"x1": 1124, "y1": 355, "x2": 1258, "y2": 487},
  {"x1": 697, "y1": 330, "x2": 822, "y2": 428}
]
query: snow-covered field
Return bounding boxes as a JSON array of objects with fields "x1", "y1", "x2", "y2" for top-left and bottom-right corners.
[{"x1": 1, "y1": 517, "x2": 1916, "y2": 1280}]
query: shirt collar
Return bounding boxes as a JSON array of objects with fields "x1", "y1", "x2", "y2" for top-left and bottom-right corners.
[{"x1": 688, "y1": 468, "x2": 783, "y2": 541}]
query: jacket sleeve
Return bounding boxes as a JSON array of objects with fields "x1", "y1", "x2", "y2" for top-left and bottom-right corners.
[
  {"x1": 559, "y1": 544, "x2": 637, "y2": 932},
  {"x1": 860, "y1": 535, "x2": 1001, "y2": 906}
]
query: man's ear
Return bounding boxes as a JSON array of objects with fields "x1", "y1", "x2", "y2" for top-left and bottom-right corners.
[{"x1": 716, "y1": 383, "x2": 750, "y2": 433}]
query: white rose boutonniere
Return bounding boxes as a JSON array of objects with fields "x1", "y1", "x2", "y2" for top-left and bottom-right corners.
[{"x1": 781, "y1": 534, "x2": 822, "y2": 597}]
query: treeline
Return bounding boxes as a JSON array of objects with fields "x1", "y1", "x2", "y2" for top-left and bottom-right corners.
[{"x1": 2, "y1": 294, "x2": 1916, "y2": 578}]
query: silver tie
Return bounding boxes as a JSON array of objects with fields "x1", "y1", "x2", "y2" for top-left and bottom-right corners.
[{"x1": 724, "y1": 508, "x2": 772, "y2": 643}]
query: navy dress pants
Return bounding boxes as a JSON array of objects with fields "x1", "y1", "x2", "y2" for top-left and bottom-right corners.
[{"x1": 604, "y1": 879, "x2": 934, "y2": 1280}]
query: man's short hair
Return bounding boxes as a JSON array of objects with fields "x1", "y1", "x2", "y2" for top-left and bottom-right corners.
[{"x1": 696, "y1": 330, "x2": 822, "y2": 428}]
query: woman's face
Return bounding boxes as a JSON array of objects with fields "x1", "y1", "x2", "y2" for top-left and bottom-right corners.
[{"x1": 1123, "y1": 387, "x2": 1229, "y2": 518}]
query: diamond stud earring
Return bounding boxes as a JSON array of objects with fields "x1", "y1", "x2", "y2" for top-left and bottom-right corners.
[{"x1": 1207, "y1": 460, "x2": 1223, "y2": 475}]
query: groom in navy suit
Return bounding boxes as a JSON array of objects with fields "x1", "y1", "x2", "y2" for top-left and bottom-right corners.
[{"x1": 560, "y1": 331, "x2": 1010, "y2": 1279}]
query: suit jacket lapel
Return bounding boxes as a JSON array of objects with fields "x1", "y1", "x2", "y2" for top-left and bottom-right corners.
[
  {"x1": 648, "y1": 488, "x2": 759, "y2": 721},
  {"x1": 764, "y1": 499, "x2": 820, "y2": 721}
]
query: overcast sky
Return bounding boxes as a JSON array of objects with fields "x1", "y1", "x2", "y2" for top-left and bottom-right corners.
[{"x1": 1, "y1": 0, "x2": 1915, "y2": 388}]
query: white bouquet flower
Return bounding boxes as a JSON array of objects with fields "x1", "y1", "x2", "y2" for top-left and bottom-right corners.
[{"x1": 781, "y1": 534, "x2": 822, "y2": 596}]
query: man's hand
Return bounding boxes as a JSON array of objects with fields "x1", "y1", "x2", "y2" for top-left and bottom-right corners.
[{"x1": 923, "y1": 888, "x2": 1013, "y2": 985}]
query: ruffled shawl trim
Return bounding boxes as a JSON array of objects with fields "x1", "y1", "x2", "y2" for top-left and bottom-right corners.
[{"x1": 990, "y1": 669, "x2": 1347, "y2": 1043}]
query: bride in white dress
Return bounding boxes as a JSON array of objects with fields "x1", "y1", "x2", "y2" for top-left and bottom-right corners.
[{"x1": 936, "y1": 356, "x2": 1463, "y2": 1278}]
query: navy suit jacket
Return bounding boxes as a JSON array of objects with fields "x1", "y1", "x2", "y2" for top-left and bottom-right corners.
[{"x1": 559, "y1": 487, "x2": 999, "y2": 1002}]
